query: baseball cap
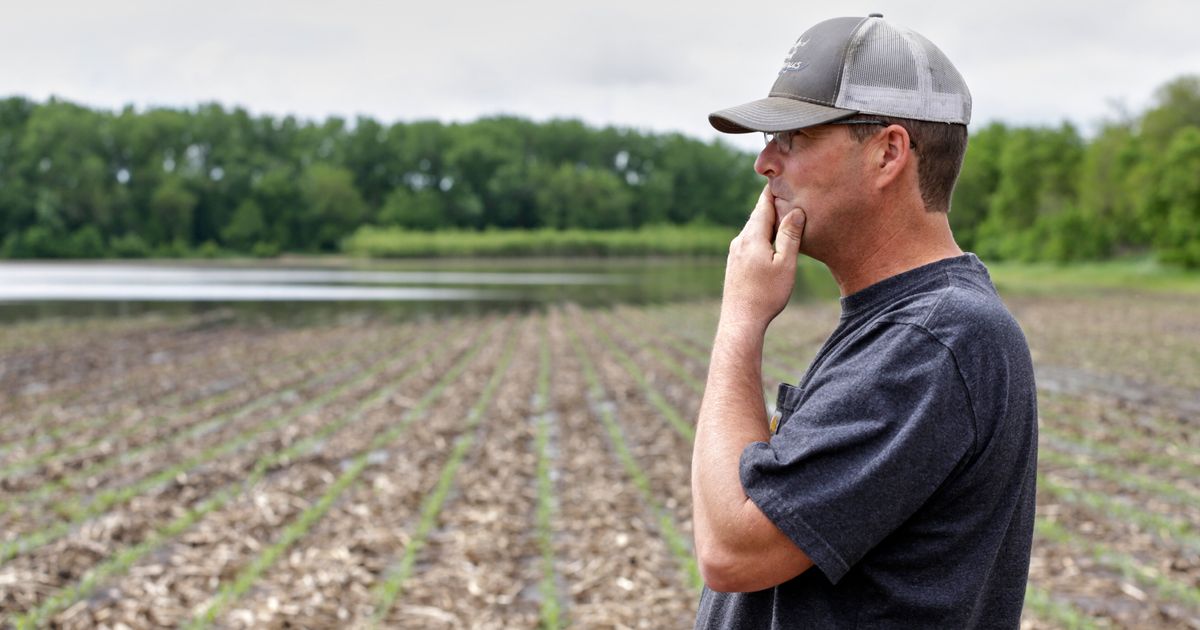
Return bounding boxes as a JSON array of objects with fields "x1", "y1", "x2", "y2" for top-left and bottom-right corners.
[{"x1": 709, "y1": 14, "x2": 971, "y2": 133}]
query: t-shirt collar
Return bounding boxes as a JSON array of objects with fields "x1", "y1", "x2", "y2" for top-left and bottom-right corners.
[{"x1": 839, "y1": 253, "x2": 984, "y2": 317}]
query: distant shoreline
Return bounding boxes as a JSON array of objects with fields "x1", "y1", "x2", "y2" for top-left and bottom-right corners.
[{"x1": 340, "y1": 225, "x2": 739, "y2": 259}]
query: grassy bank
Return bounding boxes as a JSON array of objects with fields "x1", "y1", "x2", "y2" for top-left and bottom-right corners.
[
  {"x1": 988, "y1": 257, "x2": 1200, "y2": 295},
  {"x1": 341, "y1": 225, "x2": 738, "y2": 258}
]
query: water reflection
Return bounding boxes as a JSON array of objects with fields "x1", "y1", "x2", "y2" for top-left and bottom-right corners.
[
  {"x1": 0, "y1": 259, "x2": 836, "y2": 324},
  {"x1": 0, "y1": 283, "x2": 511, "y2": 302},
  {"x1": 0, "y1": 264, "x2": 623, "y2": 287}
]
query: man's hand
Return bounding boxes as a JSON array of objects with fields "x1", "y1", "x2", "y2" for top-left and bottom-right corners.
[{"x1": 720, "y1": 185, "x2": 807, "y2": 332}]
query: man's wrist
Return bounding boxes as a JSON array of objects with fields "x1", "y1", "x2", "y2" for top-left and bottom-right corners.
[
  {"x1": 717, "y1": 308, "x2": 770, "y2": 339},
  {"x1": 714, "y1": 316, "x2": 768, "y2": 352}
]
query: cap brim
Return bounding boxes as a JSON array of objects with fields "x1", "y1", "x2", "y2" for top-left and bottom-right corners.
[{"x1": 709, "y1": 96, "x2": 857, "y2": 133}]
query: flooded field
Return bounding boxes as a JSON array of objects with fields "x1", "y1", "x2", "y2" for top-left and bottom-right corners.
[{"x1": 1, "y1": 290, "x2": 1197, "y2": 628}]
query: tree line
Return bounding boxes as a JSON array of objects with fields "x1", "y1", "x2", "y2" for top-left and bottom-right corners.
[
  {"x1": 952, "y1": 76, "x2": 1200, "y2": 267},
  {"x1": 0, "y1": 101, "x2": 760, "y2": 259},
  {"x1": 1, "y1": 75, "x2": 1198, "y2": 266}
]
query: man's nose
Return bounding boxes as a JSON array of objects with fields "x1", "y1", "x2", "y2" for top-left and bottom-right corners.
[{"x1": 754, "y1": 144, "x2": 779, "y2": 178}]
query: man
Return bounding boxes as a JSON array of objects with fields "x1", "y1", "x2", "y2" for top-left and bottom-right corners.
[{"x1": 691, "y1": 14, "x2": 1038, "y2": 629}]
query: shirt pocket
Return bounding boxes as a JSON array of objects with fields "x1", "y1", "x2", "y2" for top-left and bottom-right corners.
[{"x1": 769, "y1": 382, "x2": 802, "y2": 434}]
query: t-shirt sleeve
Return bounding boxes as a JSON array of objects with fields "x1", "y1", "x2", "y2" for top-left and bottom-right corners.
[{"x1": 739, "y1": 322, "x2": 975, "y2": 585}]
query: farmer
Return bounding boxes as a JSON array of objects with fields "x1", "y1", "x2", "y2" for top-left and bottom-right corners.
[{"x1": 690, "y1": 14, "x2": 1038, "y2": 628}]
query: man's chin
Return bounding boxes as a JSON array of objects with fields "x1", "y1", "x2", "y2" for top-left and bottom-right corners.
[{"x1": 773, "y1": 199, "x2": 796, "y2": 225}]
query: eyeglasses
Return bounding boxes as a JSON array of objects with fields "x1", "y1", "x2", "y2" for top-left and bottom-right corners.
[{"x1": 763, "y1": 119, "x2": 917, "y2": 154}]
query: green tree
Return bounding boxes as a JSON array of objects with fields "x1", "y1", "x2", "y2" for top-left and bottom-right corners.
[
  {"x1": 1139, "y1": 76, "x2": 1200, "y2": 153},
  {"x1": 950, "y1": 122, "x2": 1008, "y2": 251},
  {"x1": 648, "y1": 134, "x2": 760, "y2": 226},
  {"x1": 1147, "y1": 127, "x2": 1200, "y2": 267},
  {"x1": 0, "y1": 97, "x2": 35, "y2": 237},
  {"x1": 444, "y1": 118, "x2": 526, "y2": 221},
  {"x1": 15, "y1": 99, "x2": 117, "y2": 236},
  {"x1": 253, "y1": 166, "x2": 303, "y2": 249},
  {"x1": 975, "y1": 124, "x2": 1084, "y2": 260},
  {"x1": 221, "y1": 198, "x2": 268, "y2": 250},
  {"x1": 536, "y1": 164, "x2": 632, "y2": 230},
  {"x1": 378, "y1": 187, "x2": 446, "y2": 231},
  {"x1": 1075, "y1": 121, "x2": 1141, "y2": 252},
  {"x1": 109, "y1": 106, "x2": 188, "y2": 242},
  {"x1": 342, "y1": 116, "x2": 397, "y2": 210},
  {"x1": 485, "y1": 160, "x2": 547, "y2": 229},
  {"x1": 149, "y1": 176, "x2": 197, "y2": 244},
  {"x1": 110, "y1": 232, "x2": 152, "y2": 258},
  {"x1": 629, "y1": 169, "x2": 673, "y2": 226},
  {"x1": 300, "y1": 163, "x2": 367, "y2": 251},
  {"x1": 5, "y1": 225, "x2": 72, "y2": 258},
  {"x1": 67, "y1": 225, "x2": 107, "y2": 258}
]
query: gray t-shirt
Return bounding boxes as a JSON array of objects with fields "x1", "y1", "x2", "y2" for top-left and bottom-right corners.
[{"x1": 695, "y1": 254, "x2": 1038, "y2": 629}]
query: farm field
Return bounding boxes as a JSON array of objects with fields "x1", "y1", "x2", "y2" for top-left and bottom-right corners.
[{"x1": 1, "y1": 290, "x2": 1198, "y2": 629}]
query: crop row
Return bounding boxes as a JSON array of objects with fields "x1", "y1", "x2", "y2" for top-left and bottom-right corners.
[
  {"x1": 544, "y1": 311, "x2": 698, "y2": 628},
  {"x1": 0, "y1": 325, "x2": 415, "y2": 541},
  {"x1": 188, "y1": 321, "x2": 515, "y2": 628},
  {"x1": 0, "y1": 325, "x2": 385, "y2": 491},
  {"x1": 1008, "y1": 293, "x2": 1200, "y2": 393},
  {"x1": 0, "y1": 324, "x2": 360, "y2": 470},
  {"x1": 0, "y1": 320, "x2": 371, "y2": 461},
  {"x1": 3, "y1": 316, "x2": 503, "y2": 626},
  {"x1": 532, "y1": 333, "x2": 564, "y2": 628},
  {"x1": 1, "y1": 311, "x2": 265, "y2": 416}
]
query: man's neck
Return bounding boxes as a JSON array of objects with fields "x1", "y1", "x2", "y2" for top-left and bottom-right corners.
[{"x1": 826, "y1": 215, "x2": 963, "y2": 298}]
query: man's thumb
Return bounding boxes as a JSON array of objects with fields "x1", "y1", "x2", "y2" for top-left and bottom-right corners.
[{"x1": 774, "y1": 209, "x2": 806, "y2": 256}]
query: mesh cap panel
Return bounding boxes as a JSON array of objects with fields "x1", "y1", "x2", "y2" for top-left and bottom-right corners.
[
  {"x1": 835, "y1": 20, "x2": 971, "y2": 124},
  {"x1": 843, "y1": 21, "x2": 919, "y2": 90}
]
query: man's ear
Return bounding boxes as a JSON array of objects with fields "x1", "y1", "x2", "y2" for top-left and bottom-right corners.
[{"x1": 873, "y1": 125, "x2": 914, "y2": 189}]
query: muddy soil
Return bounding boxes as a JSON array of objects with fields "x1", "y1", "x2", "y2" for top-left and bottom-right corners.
[{"x1": 2, "y1": 292, "x2": 1198, "y2": 629}]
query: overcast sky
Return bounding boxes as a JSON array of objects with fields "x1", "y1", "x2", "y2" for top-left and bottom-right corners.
[{"x1": 3, "y1": 0, "x2": 1197, "y2": 152}]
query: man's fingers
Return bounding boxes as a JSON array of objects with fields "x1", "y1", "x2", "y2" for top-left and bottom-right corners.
[
  {"x1": 773, "y1": 208, "x2": 806, "y2": 263},
  {"x1": 742, "y1": 185, "x2": 777, "y2": 243}
]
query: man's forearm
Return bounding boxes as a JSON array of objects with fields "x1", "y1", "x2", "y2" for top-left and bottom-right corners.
[{"x1": 691, "y1": 319, "x2": 772, "y2": 556}]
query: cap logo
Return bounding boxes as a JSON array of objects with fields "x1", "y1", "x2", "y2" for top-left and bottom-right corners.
[{"x1": 779, "y1": 35, "x2": 811, "y2": 74}]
